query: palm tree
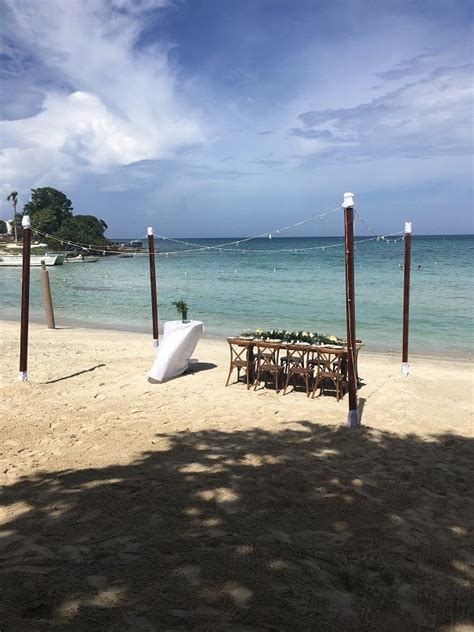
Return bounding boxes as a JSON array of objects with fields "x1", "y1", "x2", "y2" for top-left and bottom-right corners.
[{"x1": 6, "y1": 191, "x2": 18, "y2": 242}]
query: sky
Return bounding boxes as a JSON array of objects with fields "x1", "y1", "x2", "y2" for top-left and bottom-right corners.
[{"x1": 0, "y1": 0, "x2": 473, "y2": 237}]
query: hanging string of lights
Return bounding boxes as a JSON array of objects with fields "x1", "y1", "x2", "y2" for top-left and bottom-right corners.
[
  {"x1": 153, "y1": 205, "x2": 343, "y2": 252},
  {"x1": 353, "y1": 208, "x2": 405, "y2": 243},
  {"x1": 32, "y1": 226, "x2": 405, "y2": 256},
  {"x1": 30, "y1": 204, "x2": 404, "y2": 256},
  {"x1": 30, "y1": 204, "x2": 342, "y2": 255}
]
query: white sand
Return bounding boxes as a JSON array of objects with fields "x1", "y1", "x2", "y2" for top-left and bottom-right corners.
[{"x1": 1, "y1": 320, "x2": 473, "y2": 631}]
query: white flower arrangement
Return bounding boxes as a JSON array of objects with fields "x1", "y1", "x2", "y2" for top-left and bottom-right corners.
[{"x1": 238, "y1": 328, "x2": 345, "y2": 346}]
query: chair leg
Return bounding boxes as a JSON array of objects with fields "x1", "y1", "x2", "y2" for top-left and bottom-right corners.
[
  {"x1": 225, "y1": 364, "x2": 234, "y2": 387},
  {"x1": 254, "y1": 367, "x2": 260, "y2": 391},
  {"x1": 305, "y1": 373, "x2": 310, "y2": 397},
  {"x1": 283, "y1": 369, "x2": 291, "y2": 395}
]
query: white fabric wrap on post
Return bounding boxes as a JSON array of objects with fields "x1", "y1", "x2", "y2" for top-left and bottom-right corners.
[
  {"x1": 342, "y1": 192, "x2": 355, "y2": 209},
  {"x1": 347, "y1": 409, "x2": 360, "y2": 428},
  {"x1": 148, "y1": 320, "x2": 204, "y2": 382}
]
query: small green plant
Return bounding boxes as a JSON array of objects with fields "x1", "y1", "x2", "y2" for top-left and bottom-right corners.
[{"x1": 172, "y1": 300, "x2": 189, "y2": 323}]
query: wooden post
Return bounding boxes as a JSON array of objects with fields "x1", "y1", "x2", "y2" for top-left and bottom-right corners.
[
  {"x1": 343, "y1": 193, "x2": 359, "y2": 427},
  {"x1": 19, "y1": 215, "x2": 31, "y2": 381},
  {"x1": 147, "y1": 227, "x2": 159, "y2": 347},
  {"x1": 401, "y1": 222, "x2": 412, "y2": 377},
  {"x1": 40, "y1": 260, "x2": 56, "y2": 329}
]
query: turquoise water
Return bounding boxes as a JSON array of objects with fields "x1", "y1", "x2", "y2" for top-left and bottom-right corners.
[{"x1": 1, "y1": 235, "x2": 473, "y2": 357}]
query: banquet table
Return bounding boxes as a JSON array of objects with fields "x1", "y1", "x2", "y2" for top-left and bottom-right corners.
[
  {"x1": 228, "y1": 338, "x2": 363, "y2": 384},
  {"x1": 148, "y1": 320, "x2": 204, "y2": 382}
]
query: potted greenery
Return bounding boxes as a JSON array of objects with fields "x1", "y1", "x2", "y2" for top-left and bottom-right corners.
[{"x1": 172, "y1": 300, "x2": 189, "y2": 323}]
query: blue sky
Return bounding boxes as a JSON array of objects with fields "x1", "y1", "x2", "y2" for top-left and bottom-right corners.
[{"x1": 0, "y1": 0, "x2": 472, "y2": 237}]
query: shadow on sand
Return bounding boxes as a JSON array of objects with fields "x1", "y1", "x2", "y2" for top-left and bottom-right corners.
[{"x1": 1, "y1": 422, "x2": 472, "y2": 631}]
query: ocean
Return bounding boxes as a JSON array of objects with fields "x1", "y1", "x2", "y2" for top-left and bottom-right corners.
[{"x1": 1, "y1": 235, "x2": 473, "y2": 357}]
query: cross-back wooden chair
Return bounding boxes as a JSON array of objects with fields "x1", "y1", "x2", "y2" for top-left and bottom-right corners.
[
  {"x1": 340, "y1": 344, "x2": 362, "y2": 386},
  {"x1": 311, "y1": 348, "x2": 346, "y2": 401},
  {"x1": 283, "y1": 344, "x2": 312, "y2": 396},
  {"x1": 253, "y1": 341, "x2": 283, "y2": 393},
  {"x1": 225, "y1": 338, "x2": 255, "y2": 389}
]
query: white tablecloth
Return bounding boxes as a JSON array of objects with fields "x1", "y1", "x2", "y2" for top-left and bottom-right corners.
[{"x1": 148, "y1": 320, "x2": 204, "y2": 382}]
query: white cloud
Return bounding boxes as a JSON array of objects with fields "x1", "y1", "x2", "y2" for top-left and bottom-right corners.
[
  {"x1": 0, "y1": 0, "x2": 203, "y2": 189},
  {"x1": 293, "y1": 65, "x2": 474, "y2": 160}
]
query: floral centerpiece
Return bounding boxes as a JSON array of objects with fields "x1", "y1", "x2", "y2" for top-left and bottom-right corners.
[{"x1": 239, "y1": 328, "x2": 346, "y2": 346}]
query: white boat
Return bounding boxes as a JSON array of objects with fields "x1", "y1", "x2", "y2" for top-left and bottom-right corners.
[
  {"x1": 66, "y1": 254, "x2": 100, "y2": 263},
  {"x1": 6, "y1": 242, "x2": 49, "y2": 250},
  {"x1": 0, "y1": 254, "x2": 63, "y2": 267}
]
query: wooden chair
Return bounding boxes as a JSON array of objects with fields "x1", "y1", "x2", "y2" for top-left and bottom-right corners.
[
  {"x1": 311, "y1": 349, "x2": 346, "y2": 401},
  {"x1": 225, "y1": 338, "x2": 255, "y2": 389},
  {"x1": 254, "y1": 341, "x2": 283, "y2": 393},
  {"x1": 283, "y1": 344, "x2": 312, "y2": 396},
  {"x1": 340, "y1": 345, "x2": 362, "y2": 387}
]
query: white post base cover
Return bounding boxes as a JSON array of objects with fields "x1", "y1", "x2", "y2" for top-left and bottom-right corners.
[
  {"x1": 347, "y1": 408, "x2": 360, "y2": 428},
  {"x1": 401, "y1": 362, "x2": 410, "y2": 377},
  {"x1": 148, "y1": 320, "x2": 204, "y2": 382},
  {"x1": 18, "y1": 371, "x2": 28, "y2": 381}
]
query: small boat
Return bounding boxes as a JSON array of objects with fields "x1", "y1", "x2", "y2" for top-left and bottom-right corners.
[
  {"x1": 0, "y1": 254, "x2": 63, "y2": 267},
  {"x1": 6, "y1": 242, "x2": 49, "y2": 250},
  {"x1": 66, "y1": 254, "x2": 99, "y2": 263},
  {"x1": 119, "y1": 253, "x2": 134, "y2": 258}
]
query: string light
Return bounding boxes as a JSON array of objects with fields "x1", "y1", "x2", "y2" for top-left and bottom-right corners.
[
  {"x1": 32, "y1": 226, "x2": 404, "y2": 257},
  {"x1": 31, "y1": 203, "x2": 404, "y2": 258},
  {"x1": 31, "y1": 204, "x2": 342, "y2": 255}
]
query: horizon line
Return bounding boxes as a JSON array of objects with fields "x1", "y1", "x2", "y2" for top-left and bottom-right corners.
[{"x1": 108, "y1": 232, "x2": 474, "y2": 240}]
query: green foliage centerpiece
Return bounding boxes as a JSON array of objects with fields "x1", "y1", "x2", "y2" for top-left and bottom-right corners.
[
  {"x1": 172, "y1": 300, "x2": 189, "y2": 323},
  {"x1": 240, "y1": 328, "x2": 345, "y2": 346}
]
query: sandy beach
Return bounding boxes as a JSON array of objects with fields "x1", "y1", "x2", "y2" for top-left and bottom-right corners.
[{"x1": 1, "y1": 320, "x2": 473, "y2": 631}]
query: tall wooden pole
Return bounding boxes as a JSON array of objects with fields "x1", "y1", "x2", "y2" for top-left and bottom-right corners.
[
  {"x1": 147, "y1": 227, "x2": 159, "y2": 347},
  {"x1": 19, "y1": 215, "x2": 31, "y2": 381},
  {"x1": 401, "y1": 221, "x2": 412, "y2": 377},
  {"x1": 40, "y1": 260, "x2": 56, "y2": 329},
  {"x1": 343, "y1": 193, "x2": 359, "y2": 427}
]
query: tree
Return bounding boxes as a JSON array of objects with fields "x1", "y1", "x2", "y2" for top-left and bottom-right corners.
[
  {"x1": 19, "y1": 187, "x2": 109, "y2": 250},
  {"x1": 29, "y1": 208, "x2": 64, "y2": 236},
  {"x1": 6, "y1": 191, "x2": 18, "y2": 242},
  {"x1": 23, "y1": 187, "x2": 73, "y2": 225},
  {"x1": 0, "y1": 219, "x2": 7, "y2": 234},
  {"x1": 54, "y1": 215, "x2": 109, "y2": 250}
]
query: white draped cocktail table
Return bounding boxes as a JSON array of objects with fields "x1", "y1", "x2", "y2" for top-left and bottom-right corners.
[{"x1": 148, "y1": 320, "x2": 204, "y2": 382}]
